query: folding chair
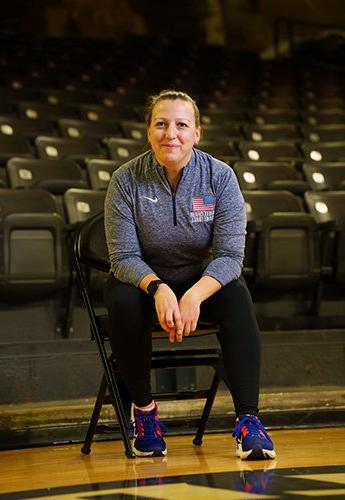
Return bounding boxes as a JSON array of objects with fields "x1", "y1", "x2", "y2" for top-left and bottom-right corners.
[{"x1": 74, "y1": 213, "x2": 226, "y2": 458}]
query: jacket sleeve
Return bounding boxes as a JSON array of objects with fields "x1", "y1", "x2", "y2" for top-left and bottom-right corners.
[
  {"x1": 104, "y1": 170, "x2": 155, "y2": 286},
  {"x1": 202, "y1": 165, "x2": 246, "y2": 285}
]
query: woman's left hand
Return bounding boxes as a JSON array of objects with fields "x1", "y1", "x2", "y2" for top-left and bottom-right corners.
[{"x1": 178, "y1": 290, "x2": 201, "y2": 336}]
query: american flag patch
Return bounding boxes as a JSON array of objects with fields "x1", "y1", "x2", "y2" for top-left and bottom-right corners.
[{"x1": 192, "y1": 195, "x2": 215, "y2": 212}]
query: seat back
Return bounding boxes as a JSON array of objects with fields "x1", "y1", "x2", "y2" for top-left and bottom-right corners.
[
  {"x1": 238, "y1": 140, "x2": 302, "y2": 163},
  {"x1": 243, "y1": 190, "x2": 320, "y2": 287},
  {"x1": 105, "y1": 138, "x2": 148, "y2": 162},
  {"x1": 63, "y1": 189, "x2": 106, "y2": 224},
  {"x1": 35, "y1": 136, "x2": 104, "y2": 162},
  {"x1": 233, "y1": 162, "x2": 307, "y2": 194},
  {"x1": 7, "y1": 157, "x2": 87, "y2": 194},
  {"x1": 86, "y1": 159, "x2": 121, "y2": 190},
  {"x1": 305, "y1": 191, "x2": 345, "y2": 283},
  {"x1": 0, "y1": 189, "x2": 68, "y2": 299},
  {"x1": 302, "y1": 163, "x2": 345, "y2": 191},
  {"x1": 301, "y1": 141, "x2": 345, "y2": 162}
]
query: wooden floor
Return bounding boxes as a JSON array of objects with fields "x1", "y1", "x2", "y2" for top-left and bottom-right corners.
[{"x1": 0, "y1": 427, "x2": 344, "y2": 498}]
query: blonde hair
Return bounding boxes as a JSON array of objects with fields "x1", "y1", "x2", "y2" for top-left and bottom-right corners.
[{"x1": 145, "y1": 89, "x2": 200, "y2": 128}]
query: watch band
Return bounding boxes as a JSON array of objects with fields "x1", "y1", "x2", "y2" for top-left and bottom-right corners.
[{"x1": 147, "y1": 279, "x2": 164, "y2": 297}]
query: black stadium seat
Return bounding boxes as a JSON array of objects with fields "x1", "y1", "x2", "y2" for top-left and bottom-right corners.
[
  {"x1": 305, "y1": 190, "x2": 345, "y2": 286},
  {"x1": 34, "y1": 136, "x2": 105, "y2": 163},
  {"x1": 0, "y1": 117, "x2": 57, "y2": 140},
  {"x1": 85, "y1": 159, "x2": 121, "y2": 190},
  {"x1": 238, "y1": 141, "x2": 303, "y2": 163},
  {"x1": 242, "y1": 124, "x2": 301, "y2": 142},
  {"x1": 233, "y1": 162, "x2": 308, "y2": 195},
  {"x1": 7, "y1": 157, "x2": 88, "y2": 194},
  {"x1": 243, "y1": 190, "x2": 321, "y2": 291},
  {"x1": 17, "y1": 101, "x2": 78, "y2": 120},
  {"x1": 301, "y1": 141, "x2": 345, "y2": 162},
  {"x1": 302, "y1": 163, "x2": 345, "y2": 191},
  {"x1": 104, "y1": 137, "x2": 148, "y2": 162},
  {"x1": 0, "y1": 188, "x2": 68, "y2": 300},
  {"x1": 63, "y1": 188, "x2": 106, "y2": 225},
  {"x1": 58, "y1": 119, "x2": 122, "y2": 140}
]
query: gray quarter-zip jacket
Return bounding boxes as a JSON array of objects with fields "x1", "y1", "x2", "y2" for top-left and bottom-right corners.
[{"x1": 104, "y1": 148, "x2": 246, "y2": 287}]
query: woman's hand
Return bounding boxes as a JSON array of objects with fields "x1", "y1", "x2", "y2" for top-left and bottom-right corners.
[
  {"x1": 154, "y1": 285, "x2": 183, "y2": 343},
  {"x1": 178, "y1": 289, "x2": 201, "y2": 336}
]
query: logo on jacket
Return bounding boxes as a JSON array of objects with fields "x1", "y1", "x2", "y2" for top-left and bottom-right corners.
[{"x1": 191, "y1": 195, "x2": 215, "y2": 223}]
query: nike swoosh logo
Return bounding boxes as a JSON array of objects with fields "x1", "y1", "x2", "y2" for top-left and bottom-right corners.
[{"x1": 143, "y1": 196, "x2": 158, "y2": 203}]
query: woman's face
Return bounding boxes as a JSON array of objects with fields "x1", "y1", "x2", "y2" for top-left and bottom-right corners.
[{"x1": 147, "y1": 98, "x2": 201, "y2": 170}]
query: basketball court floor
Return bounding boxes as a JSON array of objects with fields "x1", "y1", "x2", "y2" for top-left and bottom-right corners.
[{"x1": 0, "y1": 427, "x2": 344, "y2": 499}]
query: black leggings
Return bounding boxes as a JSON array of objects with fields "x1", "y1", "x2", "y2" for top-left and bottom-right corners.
[{"x1": 104, "y1": 274, "x2": 261, "y2": 416}]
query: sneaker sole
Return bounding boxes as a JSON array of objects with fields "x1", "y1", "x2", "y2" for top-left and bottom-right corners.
[
  {"x1": 236, "y1": 447, "x2": 276, "y2": 460},
  {"x1": 133, "y1": 446, "x2": 167, "y2": 457}
]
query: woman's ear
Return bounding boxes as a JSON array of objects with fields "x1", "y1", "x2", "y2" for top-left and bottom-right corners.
[{"x1": 194, "y1": 127, "x2": 201, "y2": 144}]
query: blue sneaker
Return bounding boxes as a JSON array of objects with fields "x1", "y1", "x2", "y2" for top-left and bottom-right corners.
[
  {"x1": 232, "y1": 415, "x2": 276, "y2": 460},
  {"x1": 132, "y1": 403, "x2": 167, "y2": 457}
]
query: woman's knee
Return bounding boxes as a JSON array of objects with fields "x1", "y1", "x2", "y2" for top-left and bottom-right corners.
[
  {"x1": 220, "y1": 276, "x2": 253, "y2": 306},
  {"x1": 104, "y1": 275, "x2": 149, "y2": 314}
]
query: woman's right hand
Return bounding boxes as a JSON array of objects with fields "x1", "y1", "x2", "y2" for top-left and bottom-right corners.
[{"x1": 154, "y1": 284, "x2": 183, "y2": 343}]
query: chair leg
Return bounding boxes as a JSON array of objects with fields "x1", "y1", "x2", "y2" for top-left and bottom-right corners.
[
  {"x1": 81, "y1": 374, "x2": 107, "y2": 454},
  {"x1": 193, "y1": 371, "x2": 221, "y2": 446},
  {"x1": 106, "y1": 362, "x2": 136, "y2": 458}
]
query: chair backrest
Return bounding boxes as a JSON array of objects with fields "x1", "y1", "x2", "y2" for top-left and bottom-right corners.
[
  {"x1": 243, "y1": 190, "x2": 320, "y2": 286},
  {"x1": 233, "y1": 162, "x2": 307, "y2": 194},
  {"x1": 0, "y1": 117, "x2": 56, "y2": 140},
  {"x1": 238, "y1": 140, "x2": 302, "y2": 162},
  {"x1": 300, "y1": 124, "x2": 345, "y2": 143},
  {"x1": 242, "y1": 124, "x2": 301, "y2": 142},
  {"x1": 301, "y1": 141, "x2": 345, "y2": 162},
  {"x1": 305, "y1": 190, "x2": 345, "y2": 283},
  {"x1": 64, "y1": 188, "x2": 106, "y2": 224},
  {"x1": 0, "y1": 188, "x2": 68, "y2": 299},
  {"x1": 75, "y1": 212, "x2": 110, "y2": 273},
  {"x1": 35, "y1": 136, "x2": 104, "y2": 161},
  {"x1": 302, "y1": 163, "x2": 345, "y2": 191},
  {"x1": 105, "y1": 138, "x2": 149, "y2": 162},
  {"x1": 7, "y1": 157, "x2": 87, "y2": 194},
  {"x1": 17, "y1": 101, "x2": 78, "y2": 120},
  {"x1": 58, "y1": 119, "x2": 121, "y2": 140},
  {"x1": 86, "y1": 159, "x2": 122, "y2": 190}
]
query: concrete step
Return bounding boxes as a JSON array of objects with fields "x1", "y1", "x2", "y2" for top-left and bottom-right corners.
[{"x1": 1, "y1": 386, "x2": 344, "y2": 450}]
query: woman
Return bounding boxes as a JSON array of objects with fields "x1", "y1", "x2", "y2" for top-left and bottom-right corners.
[{"x1": 104, "y1": 89, "x2": 275, "y2": 460}]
